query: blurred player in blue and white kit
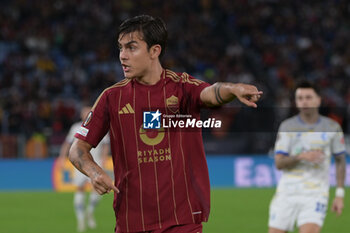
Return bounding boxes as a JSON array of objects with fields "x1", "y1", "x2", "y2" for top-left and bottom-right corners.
[
  {"x1": 58, "y1": 105, "x2": 110, "y2": 232},
  {"x1": 268, "y1": 81, "x2": 346, "y2": 233}
]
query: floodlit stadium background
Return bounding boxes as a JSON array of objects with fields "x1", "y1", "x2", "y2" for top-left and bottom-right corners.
[{"x1": 0, "y1": 1, "x2": 350, "y2": 232}]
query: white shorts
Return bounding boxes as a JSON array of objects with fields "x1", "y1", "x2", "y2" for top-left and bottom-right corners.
[{"x1": 268, "y1": 193, "x2": 328, "y2": 232}]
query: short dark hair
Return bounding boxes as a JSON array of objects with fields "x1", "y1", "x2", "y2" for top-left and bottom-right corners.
[
  {"x1": 295, "y1": 80, "x2": 321, "y2": 96},
  {"x1": 118, "y1": 15, "x2": 168, "y2": 58}
]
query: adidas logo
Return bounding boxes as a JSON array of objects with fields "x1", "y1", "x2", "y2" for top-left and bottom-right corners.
[{"x1": 119, "y1": 103, "x2": 135, "y2": 114}]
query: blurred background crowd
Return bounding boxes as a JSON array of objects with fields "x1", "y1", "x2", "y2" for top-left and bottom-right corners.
[{"x1": 1, "y1": 0, "x2": 350, "y2": 158}]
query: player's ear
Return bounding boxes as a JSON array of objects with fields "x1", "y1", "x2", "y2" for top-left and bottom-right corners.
[
  {"x1": 150, "y1": 44, "x2": 161, "y2": 59},
  {"x1": 316, "y1": 95, "x2": 322, "y2": 107}
]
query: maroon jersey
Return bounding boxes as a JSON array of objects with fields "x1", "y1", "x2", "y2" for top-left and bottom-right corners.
[{"x1": 75, "y1": 69, "x2": 211, "y2": 232}]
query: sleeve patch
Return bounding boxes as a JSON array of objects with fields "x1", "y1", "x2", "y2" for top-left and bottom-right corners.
[
  {"x1": 275, "y1": 150, "x2": 289, "y2": 156},
  {"x1": 77, "y1": 126, "x2": 89, "y2": 137}
]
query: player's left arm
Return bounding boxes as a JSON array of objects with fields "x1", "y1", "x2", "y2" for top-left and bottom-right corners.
[
  {"x1": 200, "y1": 82, "x2": 263, "y2": 107},
  {"x1": 331, "y1": 153, "x2": 346, "y2": 216},
  {"x1": 69, "y1": 138, "x2": 118, "y2": 195}
]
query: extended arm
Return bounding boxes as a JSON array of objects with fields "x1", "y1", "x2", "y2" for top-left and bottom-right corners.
[
  {"x1": 200, "y1": 82, "x2": 262, "y2": 107},
  {"x1": 335, "y1": 154, "x2": 346, "y2": 188},
  {"x1": 332, "y1": 153, "x2": 346, "y2": 216},
  {"x1": 69, "y1": 139, "x2": 119, "y2": 195}
]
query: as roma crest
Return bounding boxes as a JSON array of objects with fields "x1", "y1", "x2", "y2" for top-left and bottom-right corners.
[{"x1": 166, "y1": 95, "x2": 179, "y2": 113}]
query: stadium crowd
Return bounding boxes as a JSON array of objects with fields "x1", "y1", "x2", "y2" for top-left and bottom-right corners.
[{"x1": 1, "y1": 0, "x2": 349, "y2": 157}]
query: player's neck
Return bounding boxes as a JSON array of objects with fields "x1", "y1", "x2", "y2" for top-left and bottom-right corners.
[
  {"x1": 299, "y1": 112, "x2": 320, "y2": 124},
  {"x1": 136, "y1": 62, "x2": 163, "y2": 85}
]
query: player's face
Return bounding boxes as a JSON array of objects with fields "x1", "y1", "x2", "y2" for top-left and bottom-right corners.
[
  {"x1": 118, "y1": 31, "x2": 152, "y2": 79},
  {"x1": 295, "y1": 88, "x2": 321, "y2": 115}
]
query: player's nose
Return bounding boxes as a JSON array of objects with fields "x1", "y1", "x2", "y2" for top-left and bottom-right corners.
[{"x1": 119, "y1": 50, "x2": 128, "y2": 61}]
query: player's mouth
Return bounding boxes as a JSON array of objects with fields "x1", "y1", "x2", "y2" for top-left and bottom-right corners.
[{"x1": 122, "y1": 64, "x2": 130, "y2": 72}]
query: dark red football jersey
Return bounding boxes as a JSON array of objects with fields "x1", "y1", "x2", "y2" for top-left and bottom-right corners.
[{"x1": 75, "y1": 69, "x2": 211, "y2": 232}]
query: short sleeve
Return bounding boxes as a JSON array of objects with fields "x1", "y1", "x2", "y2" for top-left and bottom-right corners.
[
  {"x1": 181, "y1": 73, "x2": 210, "y2": 111},
  {"x1": 75, "y1": 90, "x2": 110, "y2": 147},
  {"x1": 274, "y1": 122, "x2": 290, "y2": 156}
]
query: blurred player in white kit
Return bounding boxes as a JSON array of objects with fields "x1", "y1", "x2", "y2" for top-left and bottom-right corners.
[
  {"x1": 268, "y1": 81, "x2": 347, "y2": 233},
  {"x1": 58, "y1": 105, "x2": 110, "y2": 232}
]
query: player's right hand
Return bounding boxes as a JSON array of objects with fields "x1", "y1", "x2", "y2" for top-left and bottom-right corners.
[
  {"x1": 298, "y1": 150, "x2": 325, "y2": 164},
  {"x1": 331, "y1": 197, "x2": 344, "y2": 216},
  {"x1": 90, "y1": 170, "x2": 119, "y2": 195},
  {"x1": 232, "y1": 83, "x2": 263, "y2": 108}
]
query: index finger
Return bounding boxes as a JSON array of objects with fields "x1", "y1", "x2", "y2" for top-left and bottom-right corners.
[
  {"x1": 109, "y1": 183, "x2": 120, "y2": 193},
  {"x1": 247, "y1": 91, "x2": 263, "y2": 95}
]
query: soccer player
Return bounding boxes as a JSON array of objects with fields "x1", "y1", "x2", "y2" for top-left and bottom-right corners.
[
  {"x1": 58, "y1": 105, "x2": 110, "y2": 232},
  {"x1": 268, "y1": 81, "x2": 347, "y2": 233},
  {"x1": 69, "y1": 15, "x2": 262, "y2": 233}
]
